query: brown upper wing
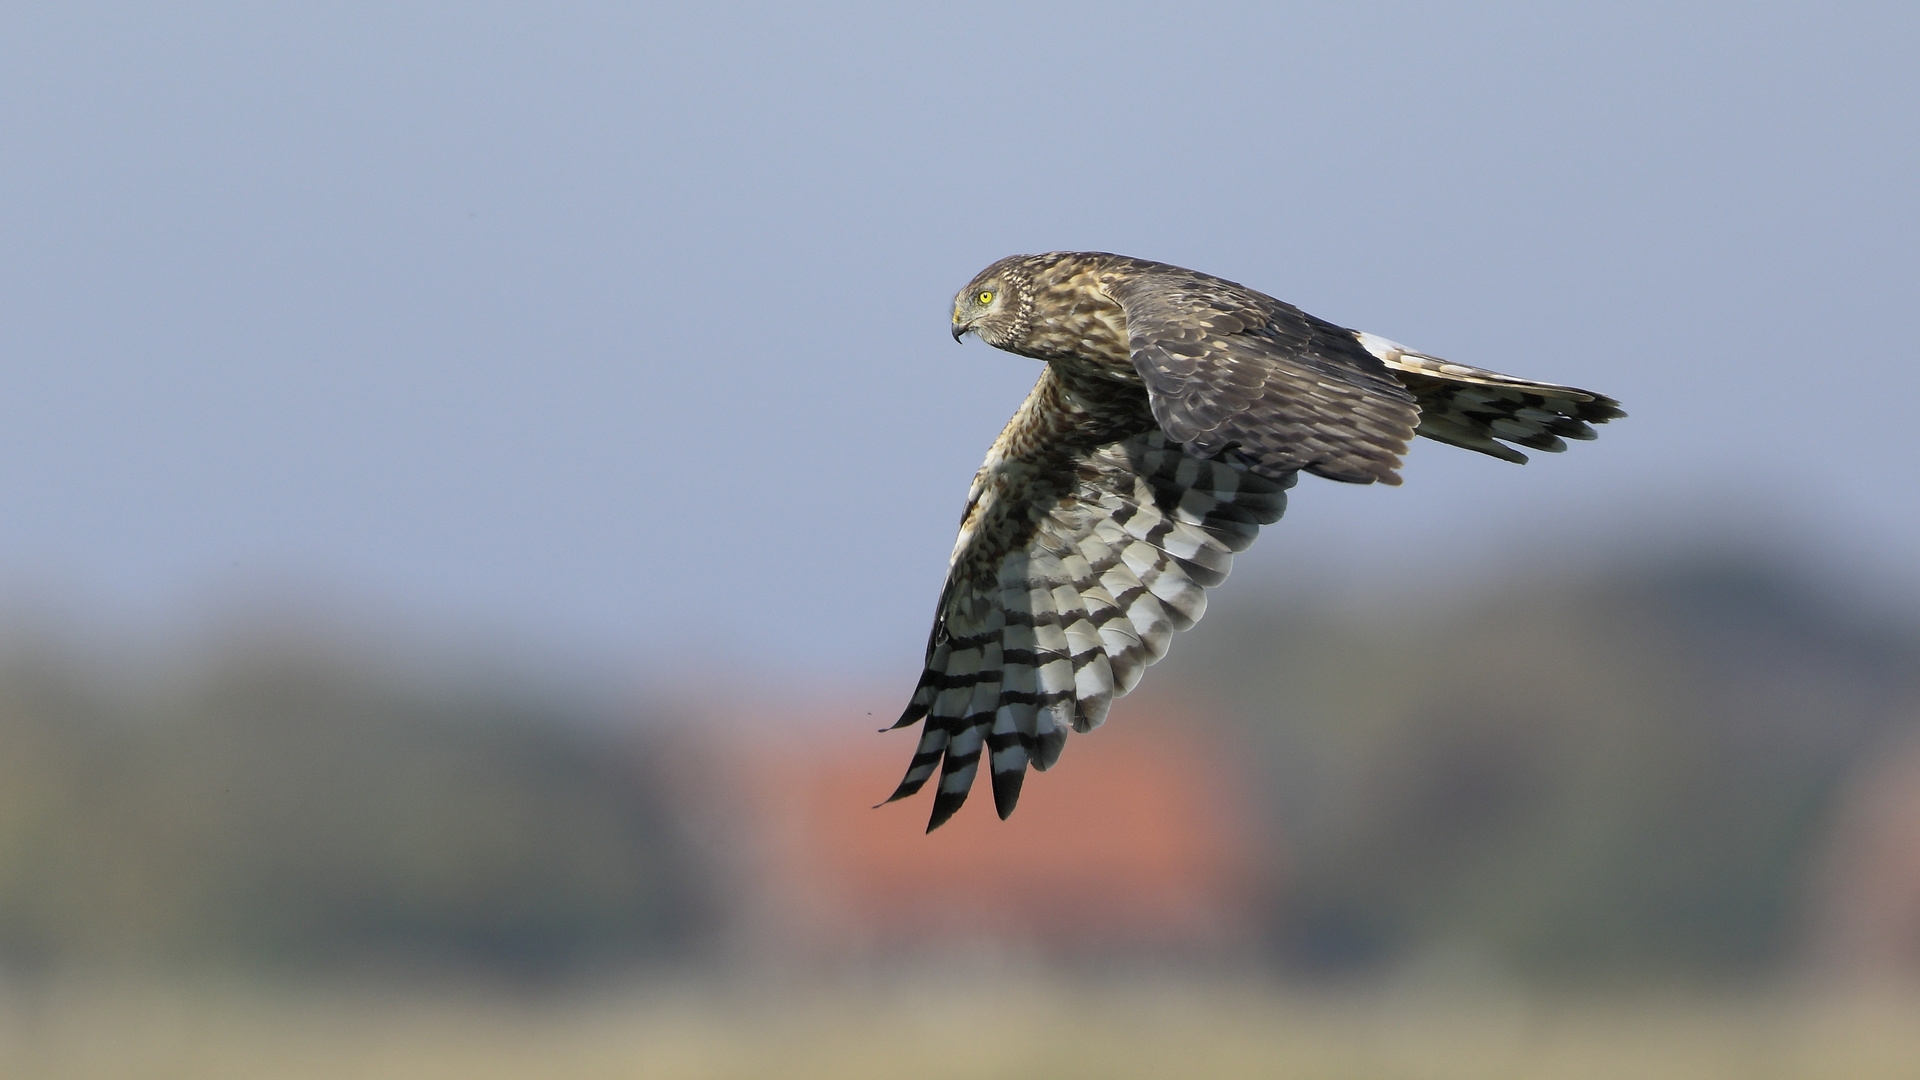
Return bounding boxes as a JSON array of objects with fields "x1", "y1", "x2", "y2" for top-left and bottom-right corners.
[{"x1": 1101, "y1": 261, "x2": 1421, "y2": 485}]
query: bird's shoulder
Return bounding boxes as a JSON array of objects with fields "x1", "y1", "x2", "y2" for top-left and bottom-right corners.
[{"x1": 1070, "y1": 255, "x2": 1303, "y2": 332}]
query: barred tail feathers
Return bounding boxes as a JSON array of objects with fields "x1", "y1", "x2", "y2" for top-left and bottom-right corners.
[{"x1": 1354, "y1": 332, "x2": 1624, "y2": 463}]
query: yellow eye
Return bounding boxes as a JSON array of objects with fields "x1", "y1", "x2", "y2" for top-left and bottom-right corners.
[{"x1": 977, "y1": 291, "x2": 993, "y2": 304}]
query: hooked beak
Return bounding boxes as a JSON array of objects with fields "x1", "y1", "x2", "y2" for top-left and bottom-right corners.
[{"x1": 951, "y1": 320, "x2": 970, "y2": 342}]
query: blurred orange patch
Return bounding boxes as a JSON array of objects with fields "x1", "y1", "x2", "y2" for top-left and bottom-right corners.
[{"x1": 715, "y1": 701, "x2": 1280, "y2": 960}]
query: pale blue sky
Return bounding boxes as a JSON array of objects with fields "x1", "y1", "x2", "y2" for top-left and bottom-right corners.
[{"x1": 3, "y1": 3, "x2": 1916, "y2": 683}]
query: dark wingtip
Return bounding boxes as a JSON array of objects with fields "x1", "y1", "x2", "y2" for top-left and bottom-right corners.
[
  {"x1": 925, "y1": 788, "x2": 968, "y2": 832},
  {"x1": 882, "y1": 746, "x2": 944, "y2": 807},
  {"x1": 1031, "y1": 728, "x2": 1067, "y2": 772},
  {"x1": 991, "y1": 767, "x2": 1025, "y2": 820}
]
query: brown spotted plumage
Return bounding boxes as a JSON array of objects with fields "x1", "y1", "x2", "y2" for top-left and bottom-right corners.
[{"x1": 888, "y1": 252, "x2": 1622, "y2": 831}]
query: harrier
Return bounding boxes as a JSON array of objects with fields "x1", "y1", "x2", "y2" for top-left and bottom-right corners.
[{"x1": 886, "y1": 252, "x2": 1622, "y2": 831}]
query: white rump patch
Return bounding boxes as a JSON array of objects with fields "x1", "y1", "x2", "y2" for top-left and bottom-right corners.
[{"x1": 1353, "y1": 331, "x2": 1409, "y2": 362}]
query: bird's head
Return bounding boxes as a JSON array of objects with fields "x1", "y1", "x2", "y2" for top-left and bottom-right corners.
[{"x1": 951, "y1": 257, "x2": 1034, "y2": 348}]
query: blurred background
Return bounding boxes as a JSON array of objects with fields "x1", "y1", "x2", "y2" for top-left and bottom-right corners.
[{"x1": 4, "y1": 2, "x2": 1919, "y2": 1076}]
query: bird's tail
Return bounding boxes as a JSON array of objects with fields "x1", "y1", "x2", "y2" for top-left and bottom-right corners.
[{"x1": 1354, "y1": 332, "x2": 1625, "y2": 463}]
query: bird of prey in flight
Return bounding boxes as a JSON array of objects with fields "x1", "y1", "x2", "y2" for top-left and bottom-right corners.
[{"x1": 887, "y1": 252, "x2": 1622, "y2": 831}]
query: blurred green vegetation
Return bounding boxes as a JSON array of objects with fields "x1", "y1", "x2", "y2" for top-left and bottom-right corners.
[
  {"x1": 0, "y1": 634, "x2": 710, "y2": 975},
  {"x1": 1170, "y1": 554, "x2": 1920, "y2": 977},
  {"x1": 2, "y1": 551, "x2": 1916, "y2": 983}
]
